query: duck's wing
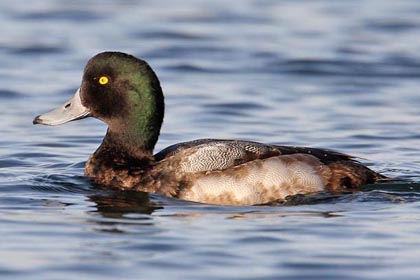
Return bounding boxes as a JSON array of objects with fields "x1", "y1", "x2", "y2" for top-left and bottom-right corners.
[{"x1": 154, "y1": 139, "x2": 356, "y2": 173}]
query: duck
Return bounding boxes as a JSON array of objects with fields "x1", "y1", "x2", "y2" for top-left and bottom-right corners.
[{"x1": 33, "y1": 51, "x2": 389, "y2": 206}]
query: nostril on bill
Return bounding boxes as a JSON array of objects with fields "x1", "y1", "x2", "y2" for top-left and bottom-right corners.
[{"x1": 64, "y1": 103, "x2": 71, "y2": 109}]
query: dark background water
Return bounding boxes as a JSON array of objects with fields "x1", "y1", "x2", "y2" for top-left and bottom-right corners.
[{"x1": 1, "y1": 0, "x2": 420, "y2": 279}]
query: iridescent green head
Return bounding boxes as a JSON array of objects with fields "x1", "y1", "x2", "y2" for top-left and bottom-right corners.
[{"x1": 34, "y1": 52, "x2": 165, "y2": 153}]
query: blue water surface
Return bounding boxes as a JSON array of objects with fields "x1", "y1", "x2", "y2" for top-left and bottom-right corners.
[{"x1": 1, "y1": 0, "x2": 420, "y2": 279}]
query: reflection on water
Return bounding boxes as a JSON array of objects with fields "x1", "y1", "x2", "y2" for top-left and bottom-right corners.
[
  {"x1": 2, "y1": 0, "x2": 420, "y2": 279},
  {"x1": 89, "y1": 191, "x2": 160, "y2": 219},
  {"x1": 86, "y1": 181, "x2": 420, "y2": 226}
]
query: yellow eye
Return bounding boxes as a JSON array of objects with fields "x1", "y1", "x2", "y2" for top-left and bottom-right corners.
[{"x1": 99, "y1": 76, "x2": 109, "y2": 85}]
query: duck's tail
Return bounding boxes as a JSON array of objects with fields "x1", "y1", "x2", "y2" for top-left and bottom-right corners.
[{"x1": 326, "y1": 161, "x2": 396, "y2": 192}]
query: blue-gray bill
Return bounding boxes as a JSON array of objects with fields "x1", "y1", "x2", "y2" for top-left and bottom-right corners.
[{"x1": 33, "y1": 88, "x2": 91, "y2": 125}]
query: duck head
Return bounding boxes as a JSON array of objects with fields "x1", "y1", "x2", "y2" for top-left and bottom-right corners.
[{"x1": 33, "y1": 52, "x2": 164, "y2": 153}]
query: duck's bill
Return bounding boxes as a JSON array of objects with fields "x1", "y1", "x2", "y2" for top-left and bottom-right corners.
[{"x1": 33, "y1": 88, "x2": 91, "y2": 126}]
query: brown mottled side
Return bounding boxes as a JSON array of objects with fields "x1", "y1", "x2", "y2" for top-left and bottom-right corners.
[
  {"x1": 269, "y1": 153, "x2": 333, "y2": 196},
  {"x1": 176, "y1": 153, "x2": 332, "y2": 205},
  {"x1": 273, "y1": 145, "x2": 389, "y2": 191}
]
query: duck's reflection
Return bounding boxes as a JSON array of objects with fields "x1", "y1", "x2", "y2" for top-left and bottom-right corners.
[
  {"x1": 85, "y1": 182, "x2": 420, "y2": 232},
  {"x1": 88, "y1": 190, "x2": 163, "y2": 219}
]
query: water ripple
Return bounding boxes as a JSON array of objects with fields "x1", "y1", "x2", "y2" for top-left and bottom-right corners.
[
  {"x1": 0, "y1": 89, "x2": 23, "y2": 99},
  {"x1": 17, "y1": 10, "x2": 103, "y2": 22},
  {"x1": 268, "y1": 59, "x2": 420, "y2": 78}
]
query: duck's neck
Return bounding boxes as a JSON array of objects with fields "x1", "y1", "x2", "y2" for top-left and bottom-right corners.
[
  {"x1": 100, "y1": 128, "x2": 155, "y2": 164},
  {"x1": 86, "y1": 128, "x2": 156, "y2": 189}
]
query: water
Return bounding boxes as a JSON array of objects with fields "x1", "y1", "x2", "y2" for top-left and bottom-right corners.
[{"x1": 1, "y1": 0, "x2": 420, "y2": 279}]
